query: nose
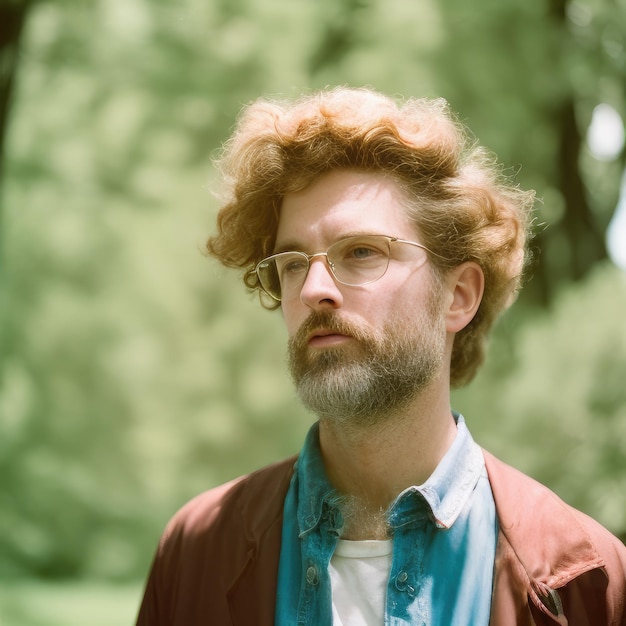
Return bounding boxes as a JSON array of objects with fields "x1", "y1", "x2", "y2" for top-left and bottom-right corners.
[{"x1": 299, "y1": 257, "x2": 343, "y2": 310}]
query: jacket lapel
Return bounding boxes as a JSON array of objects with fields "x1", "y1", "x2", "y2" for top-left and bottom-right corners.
[
  {"x1": 484, "y1": 450, "x2": 606, "y2": 626},
  {"x1": 226, "y1": 457, "x2": 296, "y2": 626}
]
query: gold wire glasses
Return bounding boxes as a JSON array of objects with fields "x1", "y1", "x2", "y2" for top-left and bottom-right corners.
[{"x1": 254, "y1": 234, "x2": 432, "y2": 302}]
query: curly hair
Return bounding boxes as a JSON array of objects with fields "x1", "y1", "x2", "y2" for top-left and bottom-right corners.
[{"x1": 207, "y1": 87, "x2": 535, "y2": 387}]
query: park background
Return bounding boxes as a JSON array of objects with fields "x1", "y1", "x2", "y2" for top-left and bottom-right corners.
[{"x1": 1, "y1": 0, "x2": 625, "y2": 623}]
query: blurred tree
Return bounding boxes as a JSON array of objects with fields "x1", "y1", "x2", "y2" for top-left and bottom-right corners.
[
  {"x1": 0, "y1": 0, "x2": 314, "y2": 580},
  {"x1": 308, "y1": 0, "x2": 365, "y2": 74},
  {"x1": 429, "y1": 0, "x2": 625, "y2": 304}
]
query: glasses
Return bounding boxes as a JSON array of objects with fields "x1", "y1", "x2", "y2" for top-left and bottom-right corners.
[{"x1": 254, "y1": 234, "x2": 433, "y2": 302}]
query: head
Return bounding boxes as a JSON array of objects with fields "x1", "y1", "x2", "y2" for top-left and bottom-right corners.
[{"x1": 207, "y1": 87, "x2": 535, "y2": 387}]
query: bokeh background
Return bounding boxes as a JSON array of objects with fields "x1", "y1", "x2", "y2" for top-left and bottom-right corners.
[{"x1": 1, "y1": 0, "x2": 625, "y2": 623}]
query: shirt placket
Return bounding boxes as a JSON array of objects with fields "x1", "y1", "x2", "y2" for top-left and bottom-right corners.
[
  {"x1": 385, "y1": 494, "x2": 434, "y2": 626},
  {"x1": 297, "y1": 502, "x2": 342, "y2": 626}
]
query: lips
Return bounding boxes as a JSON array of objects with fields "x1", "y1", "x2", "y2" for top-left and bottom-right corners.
[
  {"x1": 307, "y1": 329, "x2": 352, "y2": 348},
  {"x1": 294, "y1": 311, "x2": 358, "y2": 351}
]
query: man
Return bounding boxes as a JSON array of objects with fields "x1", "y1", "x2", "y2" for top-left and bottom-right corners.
[{"x1": 136, "y1": 87, "x2": 626, "y2": 625}]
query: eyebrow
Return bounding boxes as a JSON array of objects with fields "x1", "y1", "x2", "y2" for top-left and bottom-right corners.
[
  {"x1": 272, "y1": 231, "x2": 387, "y2": 254},
  {"x1": 272, "y1": 240, "x2": 306, "y2": 254}
]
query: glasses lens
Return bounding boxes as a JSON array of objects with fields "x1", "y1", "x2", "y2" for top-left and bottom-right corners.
[
  {"x1": 256, "y1": 259, "x2": 281, "y2": 300},
  {"x1": 256, "y1": 252, "x2": 310, "y2": 301},
  {"x1": 328, "y1": 235, "x2": 391, "y2": 286}
]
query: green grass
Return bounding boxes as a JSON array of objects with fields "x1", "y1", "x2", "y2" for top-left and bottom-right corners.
[{"x1": 0, "y1": 580, "x2": 143, "y2": 626}]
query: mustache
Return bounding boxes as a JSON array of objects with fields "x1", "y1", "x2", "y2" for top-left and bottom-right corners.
[{"x1": 291, "y1": 311, "x2": 366, "y2": 348}]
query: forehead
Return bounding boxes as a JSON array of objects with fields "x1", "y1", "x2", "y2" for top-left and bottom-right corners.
[{"x1": 275, "y1": 170, "x2": 416, "y2": 249}]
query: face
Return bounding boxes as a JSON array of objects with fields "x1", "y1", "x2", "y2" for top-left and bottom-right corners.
[{"x1": 275, "y1": 170, "x2": 448, "y2": 425}]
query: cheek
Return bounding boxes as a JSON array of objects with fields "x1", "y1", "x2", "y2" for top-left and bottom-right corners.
[
  {"x1": 281, "y1": 301, "x2": 305, "y2": 338},
  {"x1": 385, "y1": 279, "x2": 443, "y2": 327}
]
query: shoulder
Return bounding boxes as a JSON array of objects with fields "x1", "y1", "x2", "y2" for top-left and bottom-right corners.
[
  {"x1": 483, "y1": 449, "x2": 623, "y2": 546},
  {"x1": 145, "y1": 455, "x2": 297, "y2": 593},
  {"x1": 161, "y1": 455, "x2": 297, "y2": 546},
  {"x1": 136, "y1": 457, "x2": 297, "y2": 624},
  {"x1": 484, "y1": 449, "x2": 626, "y2": 616}
]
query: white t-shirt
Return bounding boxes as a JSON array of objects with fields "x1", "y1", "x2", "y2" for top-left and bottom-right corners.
[{"x1": 329, "y1": 539, "x2": 393, "y2": 625}]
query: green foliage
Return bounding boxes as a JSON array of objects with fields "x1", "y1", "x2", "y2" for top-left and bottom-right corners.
[
  {"x1": 0, "y1": 0, "x2": 624, "y2": 588},
  {"x1": 0, "y1": 580, "x2": 142, "y2": 626}
]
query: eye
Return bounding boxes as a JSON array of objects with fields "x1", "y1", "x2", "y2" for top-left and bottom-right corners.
[
  {"x1": 350, "y1": 245, "x2": 380, "y2": 260},
  {"x1": 278, "y1": 254, "x2": 308, "y2": 276},
  {"x1": 340, "y1": 238, "x2": 387, "y2": 263}
]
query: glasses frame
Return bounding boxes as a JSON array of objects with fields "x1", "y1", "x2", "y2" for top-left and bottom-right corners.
[{"x1": 254, "y1": 234, "x2": 434, "y2": 302}]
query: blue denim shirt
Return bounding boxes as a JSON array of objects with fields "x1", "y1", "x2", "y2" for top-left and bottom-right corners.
[{"x1": 275, "y1": 414, "x2": 497, "y2": 625}]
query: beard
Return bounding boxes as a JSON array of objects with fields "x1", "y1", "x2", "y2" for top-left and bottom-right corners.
[{"x1": 287, "y1": 290, "x2": 446, "y2": 428}]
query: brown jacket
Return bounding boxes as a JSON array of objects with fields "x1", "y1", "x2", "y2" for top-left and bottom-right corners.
[{"x1": 137, "y1": 451, "x2": 626, "y2": 625}]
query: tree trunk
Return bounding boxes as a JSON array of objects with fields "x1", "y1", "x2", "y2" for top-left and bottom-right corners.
[
  {"x1": 548, "y1": 0, "x2": 608, "y2": 286},
  {"x1": 0, "y1": 0, "x2": 30, "y2": 266}
]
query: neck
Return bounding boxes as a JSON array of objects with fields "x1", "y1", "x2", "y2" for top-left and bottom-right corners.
[{"x1": 318, "y1": 383, "x2": 456, "y2": 538}]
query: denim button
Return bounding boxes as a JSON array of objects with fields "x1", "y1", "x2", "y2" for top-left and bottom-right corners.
[
  {"x1": 306, "y1": 565, "x2": 319, "y2": 586},
  {"x1": 395, "y1": 570, "x2": 409, "y2": 591}
]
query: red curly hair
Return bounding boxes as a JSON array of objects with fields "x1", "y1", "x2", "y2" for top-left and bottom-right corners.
[{"x1": 207, "y1": 87, "x2": 535, "y2": 386}]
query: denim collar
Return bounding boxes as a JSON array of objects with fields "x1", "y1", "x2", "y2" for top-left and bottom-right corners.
[
  {"x1": 295, "y1": 413, "x2": 484, "y2": 536},
  {"x1": 388, "y1": 413, "x2": 485, "y2": 530},
  {"x1": 295, "y1": 422, "x2": 342, "y2": 537}
]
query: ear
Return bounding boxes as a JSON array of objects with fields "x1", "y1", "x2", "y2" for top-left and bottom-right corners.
[{"x1": 444, "y1": 262, "x2": 484, "y2": 333}]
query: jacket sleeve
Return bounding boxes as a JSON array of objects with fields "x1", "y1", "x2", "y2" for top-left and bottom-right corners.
[
  {"x1": 591, "y1": 522, "x2": 626, "y2": 625},
  {"x1": 559, "y1": 510, "x2": 626, "y2": 626},
  {"x1": 135, "y1": 572, "x2": 160, "y2": 625},
  {"x1": 135, "y1": 520, "x2": 179, "y2": 626},
  {"x1": 134, "y1": 479, "x2": 247, "y2": 626}
]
